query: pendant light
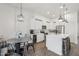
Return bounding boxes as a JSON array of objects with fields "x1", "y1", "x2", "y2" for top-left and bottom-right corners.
[
  {"x1": 58, "y1": 4, "x2": 64, "y2": 22},
  {"x1": 58, "y1": 4, "x2": 68, "y2": 23},
  {"x1": 17, "y1": 3, "x2": 24, "y2": 22},
  {"x1": 62, "y1": 8, "x2": 68, "y2": 23}
]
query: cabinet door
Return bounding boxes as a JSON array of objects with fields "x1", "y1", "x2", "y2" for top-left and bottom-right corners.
[{"x1": 56, "y1": 25, "x2": 65, "y2": 34}]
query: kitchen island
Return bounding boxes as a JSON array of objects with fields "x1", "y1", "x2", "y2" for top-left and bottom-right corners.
[{"x1": 46, "y1": 33, "x2": 70, "y2": 55}]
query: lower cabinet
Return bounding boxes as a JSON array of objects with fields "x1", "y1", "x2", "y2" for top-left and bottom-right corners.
[
  {"x1": 33, "y1": 35, "x2": 37, "y2": 43},
  {"x1": 36, "y1": 34, "x2": 44, "y2": 42},
  {"x1": 62, "y1": 37, "x2": 71, "y2": 55}
]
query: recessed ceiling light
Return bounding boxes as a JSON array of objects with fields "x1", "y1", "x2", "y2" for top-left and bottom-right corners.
[
  {"x1": 53, "y1": 15, "x2": 55, "y2": 17},
  {"x1": 60, "y1": 6, "x2": 63, "y2": 9},
  {"x1": 60, "y1": 4, "x2": 65, "y2": 9},
  {"x1": 47, "y1": 11, "x2": 50, "y2": 15}
]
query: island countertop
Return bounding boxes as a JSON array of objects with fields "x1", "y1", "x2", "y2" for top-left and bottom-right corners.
[{"x1": 46, "y1": 33, "x2": 70, "y2": 39}]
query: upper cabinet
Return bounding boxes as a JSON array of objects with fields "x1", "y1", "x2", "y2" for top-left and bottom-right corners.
[{"x1": 30, "y1": 15, "x2": 54, "y2": 30}]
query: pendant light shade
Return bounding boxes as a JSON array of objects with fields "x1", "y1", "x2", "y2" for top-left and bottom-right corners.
[
  {"x1": 62, "y1": 18, "x2": 68, "y2": 23},
  {"x1": 17, "y1": 13, "x2": 24, "y2": 22},
  {"x1": 58, "y1": 15, "x2": 63, "y2": 22},
  {"x1": 17, "y1": 3, "x2": 24, "y2": 22},
  {"x1": 58, "y1": 16, "x2": 68, "y2": 23}
]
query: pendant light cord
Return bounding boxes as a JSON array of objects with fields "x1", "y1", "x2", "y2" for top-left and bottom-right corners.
[
  {"x1": 63, "y1": 4, "x2": 65, "y2": 19},
  {"x1": 65, "y1": 8, "x2": 68, "y2": 20},
  {"x1": 20, "y1": 3, "x2": 22, "y2": 14}
]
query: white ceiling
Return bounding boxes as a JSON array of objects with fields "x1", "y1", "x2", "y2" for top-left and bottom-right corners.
[{"x1": 3, "y1": 3, "x2": 79, "y2": 19}]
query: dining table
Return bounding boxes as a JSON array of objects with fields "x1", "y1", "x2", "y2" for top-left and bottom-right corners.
[{"x1": 0, "y1": 36, "x2": 30, "y2": 56}]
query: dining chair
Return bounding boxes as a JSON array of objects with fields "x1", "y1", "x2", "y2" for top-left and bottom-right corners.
[
  {"x1": 26, "y1": 34, "x2": 36, "y2": 52},
  {"x1": 15, "y1": 42, "x2": 25, "y2": 56}
]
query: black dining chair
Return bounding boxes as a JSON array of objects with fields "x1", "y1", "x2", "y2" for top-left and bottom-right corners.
[
  {"x1": 26, "y1": 34, "x2": 37, "y2": 52},
  {"x1": 5, "y1": 43, "x2": 15, "y2": 56},
  {"x1": 15, "y1": 42, "x2": 25, "y2": 56}
]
